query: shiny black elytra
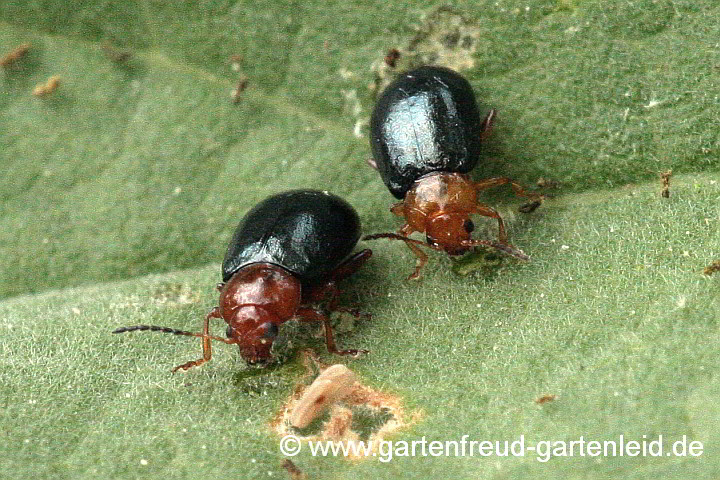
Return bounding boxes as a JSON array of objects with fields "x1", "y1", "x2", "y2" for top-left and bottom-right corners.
[
  {"x1": 369, "y1": 65, "x2": 487, "y2": 199},
  {"x1": 114, "y1": 190, "x2": 371, "y2": 370},
  {"x1": 365, "y1": 65, "x2": 543, "y2": 279}
]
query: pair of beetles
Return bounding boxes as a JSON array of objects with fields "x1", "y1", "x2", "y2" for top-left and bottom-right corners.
[{"x1": 114, "y1": 66, "x2": 543, "y2": 369}]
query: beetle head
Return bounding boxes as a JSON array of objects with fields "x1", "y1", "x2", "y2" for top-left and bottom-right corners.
[
  {"x1": 426, "y1": 212, "x2": 474, "y2": 256},
  {"x1": 227, "y1": 306, "x2": 280, "y2": 365}
]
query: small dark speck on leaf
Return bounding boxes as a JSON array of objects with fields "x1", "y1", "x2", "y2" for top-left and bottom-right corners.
[
  {"x1": 102, "y1": 42, "x2": 132, "y2": 63},
  {"x1": 535, "y1": 394, "x2": 557, "y2": 404},
  {"x1": 384, "y1": 48, "x2": 401, "y2": 68},
  {"x1": 703, "y1": 260, "x2": 720, "y2": 276},
  {"x1": 232, "y1": 76, "x2": 249, "y2": 104},
  {"x1": 282, "y1": 459, "x2": 307, "y2": 480},
  {"x1": 660, "y1": 169, "x2": 672, "y2": 198}
]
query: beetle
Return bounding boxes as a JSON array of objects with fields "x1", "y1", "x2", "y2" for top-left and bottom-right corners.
[
  {"x1": 113, "y1": 190, "x2": 372, "y2": 371},
  {"x1": 365, "y1": 65, "x2": 542, "y2": 279}
]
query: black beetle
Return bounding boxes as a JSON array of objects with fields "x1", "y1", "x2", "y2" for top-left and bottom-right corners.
[
  {"x1": 114, "y1": 190, "x2": 372, "y2": 370},
  {"x1": 365, "y1": 65, "x2": 542, "y2": 279}
]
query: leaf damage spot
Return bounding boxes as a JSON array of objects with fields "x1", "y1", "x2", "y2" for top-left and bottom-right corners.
[
  {"x1": 150, "y1": 282, "x2": 199, "y2": 306},
  {"x1": 229, "y1": 54, "x2": 244, "y2": 72},
  {"x1": 340, "y1": 88, "x2": 367, "y2": 138},
  {"x1": 643, "y1": 98, "x2": 666, "y2": 109},
  {"x1": 290, "y1": 364, "x2": 356, "y2": 428},
  {"x1": 369, "y1": 6, "x2": 483, "y2": 96},
  {"x1": 271, "y1": 353, "x2": 420, "y2": 460}
]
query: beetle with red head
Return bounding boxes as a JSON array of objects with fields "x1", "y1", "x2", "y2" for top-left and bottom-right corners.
[
  {"x1": 113, "y1": 190, "x2": 372, "y2": 371},
  {"x1": 366, "y1": 65, "x2": 543, "y2": 279}
]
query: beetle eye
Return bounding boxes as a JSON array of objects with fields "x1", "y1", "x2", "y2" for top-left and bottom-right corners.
[
  {"x1": 463, "y1": 219, "x2": 475, "y2": 233},
  {"x1": 260, "y1": 322, "x2": 279, "y2": 339}
]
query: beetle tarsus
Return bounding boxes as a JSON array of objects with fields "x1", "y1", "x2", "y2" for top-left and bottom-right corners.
[{"x1": 519, "y1": 199, "x2": 543, "y2": 213}]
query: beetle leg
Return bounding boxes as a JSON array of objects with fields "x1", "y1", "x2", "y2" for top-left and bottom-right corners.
[
  {"x1": 468, "y1": 203, "x2": 532, "y2": 260},
  {"x1": 472, "y1": 203, "x2": 509, "y2": 244},
  {"x1": 112, "y1": 309, "x2": 234, "y2": 372},
  {"x1": 304, "y1": 249, "x2": 372, "y2": 320},
  {"x1": 363, "y1": 231, "x2": 431, "y2": 280},
  {"x1": 304, "y1": 251, "x2": 371, "y2": 301},
  {"x1": 172, "y1": 307, "x2": 224, "y2": 373},
  {"x1": 402, "y1": 238, "x2": 429, "y2": 280},
  {"x1": 395, "y1": 224, "x2": 430, "y2": 279},
  {"x1": 326, "y1": 250, "x2": 372, "y2": 320},
  {"x1": 295, "y1": 307, "x2": 368, "y2": 356},
  {"x1": 473, "y1": 177, "x2": 544, "y2": 212},
  {"x1": 327, "y1": 249, "x2": 372, "y2": 284},
  {"x1": 479, "y1": 108, "x2": 496, "y2": 141}
]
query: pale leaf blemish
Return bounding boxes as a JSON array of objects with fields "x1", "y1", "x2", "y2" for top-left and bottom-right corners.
[
  {"x1": 338, "y1": 68, "x2": 355, "y2": 80},
  {"x1": 643, "y1": 98, "x2": 665, "y2": 109},
  {"x1": 273, "y1": 359, "x2": 419, "y2": 461},
  {"x1": 353, "y1": 119, "x2": 368, "y2": 138},
  {"x1": 341, "y1": 89, "x2": 362, "y2": 117},
  {"x1": 341, "y1": 89, "x2": 365, "y2": 137}
]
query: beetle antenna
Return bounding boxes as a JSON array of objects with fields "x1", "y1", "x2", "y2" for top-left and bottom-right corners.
[
  {"x1": 460, "y1": 239, "x2": 530, "y2": 261},
  {"x1": 112, "y1": 325, "x2": 235, "y2": 344},
  {"x1": 364, "y1": 232, "x2": 530, "y2": 260},
  {"x1": 363, "y1": 232, "x2": 426, "y2": 246}
]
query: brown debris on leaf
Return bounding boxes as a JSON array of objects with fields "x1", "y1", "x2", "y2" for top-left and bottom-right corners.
[
  {"x1": 1, "y1": 42, "x2": 31, "y2": 68},
  {"x1": 660, "y1": 170, "x2": 672, "y2": 198},
  {"x1": 32, "y1": 76, "x2": 61, "y2": 97},
  {"x1": 272, "y1": 351, "x2": 420, "y2": 461},
  {"x1": 231, "y1": 76, "x2": 249, "y2": 104},
  {"x1": 534, "y1": 394, "x2": 557, "y2": 405},
  {"x1": 704, "y1": 260, "x2": 720, "y2": 276},
  {"x1": 384, "y1": 48, "x2": 401, "y2": 68},
  {"x1": 290, "y1": 364, "x2": 357, "y2": 429},
  {"x1": 281, "y1": 459, "x2": 307, "y2": 480}
]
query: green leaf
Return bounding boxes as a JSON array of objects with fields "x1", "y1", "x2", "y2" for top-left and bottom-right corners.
[{"x1": 1, "y1": 2, "x2": 719, "y2": 479}]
